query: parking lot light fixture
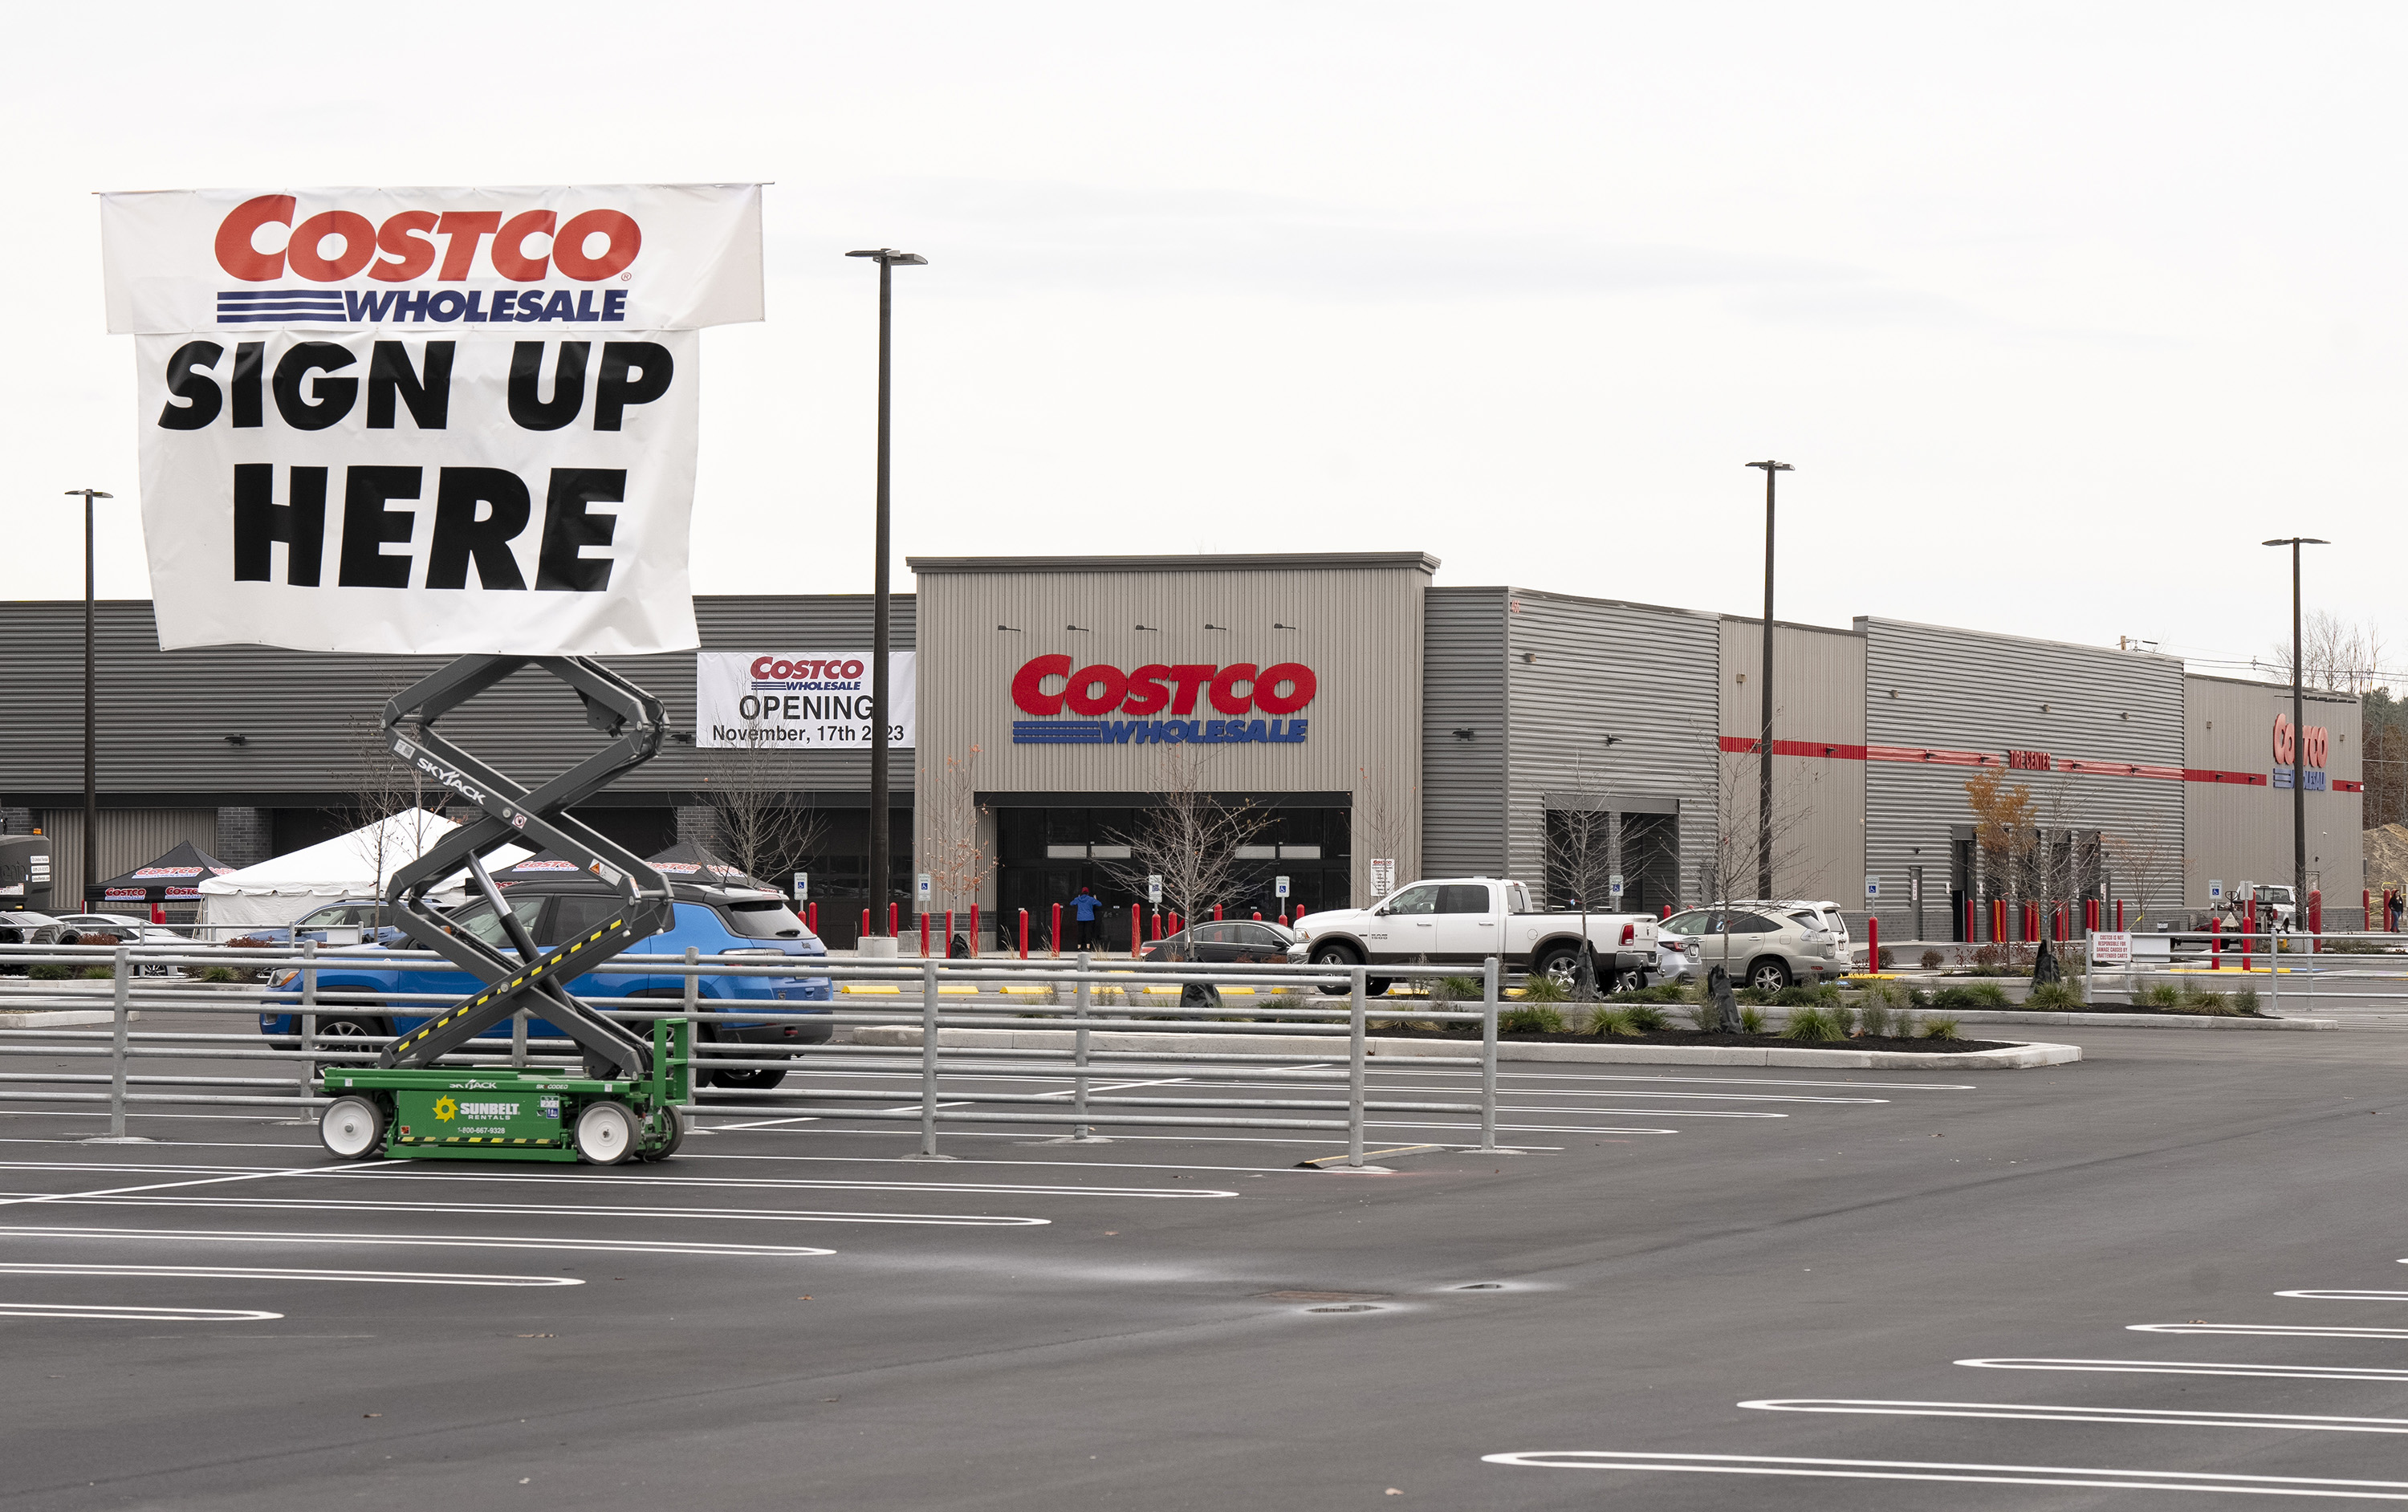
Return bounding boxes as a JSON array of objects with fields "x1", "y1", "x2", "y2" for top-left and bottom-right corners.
[
  {"x1": 63, "y1": 488, "x2": 112, "y2": 906},
  {"x1": 2262, "y1": 537, "x2": 2330, "y2": 917},
  {"x1": 1744, "y1": 462, "x2": 1792, "y2": 899},
  {"x1": 845, "y1": 250, "x2": 926, "y2": 941}
]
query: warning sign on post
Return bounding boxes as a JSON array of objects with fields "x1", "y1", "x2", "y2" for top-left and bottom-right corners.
[{"x1": 101, "y1": 185, "x2": 763, "y2": 656}]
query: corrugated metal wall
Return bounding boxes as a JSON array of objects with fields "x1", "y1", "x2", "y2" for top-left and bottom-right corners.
[
  {"x1": 2184, "y1": 676, "x2": 2364, "y2": 912},
  {"x1": 1422, "y1": 587, "x2": 1507, "y2": 876},
  {"x1": 38, "y1": 808, "x2": 219, "y2": 902},
  {"x1": 1716, "y1": 620, "x2": 1867, "y2": 908},
  {"x1": 0, "y1": 597, "x2": 915, "y2": 805},
  {"x1": 1860, "y1": 616, "x2": 2186, "y2": 935},
  {"x1": 1499, "y1": 591, "x2": 1723, "y2": 896},
  {"x1": 910, "y1": 555, "x2": 1431, "y2": 907}
]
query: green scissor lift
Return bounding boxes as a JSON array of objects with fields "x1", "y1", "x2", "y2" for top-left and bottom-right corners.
[{"x1": 311, "y1": 654, "x2": 694, "y2": 1166}]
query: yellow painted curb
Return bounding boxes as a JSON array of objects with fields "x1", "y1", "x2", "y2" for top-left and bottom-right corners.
[{"x1": 840, "y1": 984, "x2": 902, "y2": 994}]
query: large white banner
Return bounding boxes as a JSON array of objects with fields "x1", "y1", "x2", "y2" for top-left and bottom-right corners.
[
  {"x1": 698, "y1": 652, "x2": 916, "y2": 750},
  {"x1": 101, "y1": 185, "x2": 761, "y2": 655}
]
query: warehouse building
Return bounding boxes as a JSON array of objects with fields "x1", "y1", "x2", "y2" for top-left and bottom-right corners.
[{"x1": 0, "y1": 551, "x2": 2364, "y2": 944}]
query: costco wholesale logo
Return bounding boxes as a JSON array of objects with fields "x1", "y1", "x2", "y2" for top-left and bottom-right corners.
[
  {"x1": 212, "y1": 194, "x2": 640, "y2": 325},
  {"x1": 1009, "y1": 656, "x2": 1317, "y2": 746}
]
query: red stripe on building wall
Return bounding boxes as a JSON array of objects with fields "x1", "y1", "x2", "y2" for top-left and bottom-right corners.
[{"x1": 1717, "y1": 736, "x2": 2344, "y2": 794}]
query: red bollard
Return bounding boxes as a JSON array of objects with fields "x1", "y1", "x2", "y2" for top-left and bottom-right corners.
[
  {"x1": 1018, "y1": 908, "x2": 1028, "y2": 960},
  {"x1": 2243, "y1": 899, "x2": 2255, "y2": 974},
  {"x1": 1965, "y1": 897, "x2": 1975, "y2": 943},
  {"x1": 1169, "y1": 912, "x2": 1181, "y2": 936},
  {"x1": 920, "y1": 912, "x2": 930, "y2": 957},
  {"x1": 1129, "y1": 904, "x2": 1141, "y2": 959},
  {"x1": 970, "y1": 905, "x2": 980, "y2": 957},
  {"x1": 860, "y1": 908, "x2": 870, "y2": 942},
  {"x1": 1213, "y1": 904, "x2": 1223, "y2": 921},
  {"x1": 889, "y1": 902, "x2": 900, "y2": 937},
  {"x1": 2115, "y1": 898, "x2": 2124, "y2": 931},
  {"x1": 1050, "y1": 901, "x2": 1062, "y2": 958},
  {"x1": 1149, "y1": 910, "x2": 1161, "y2": 943},
  {"x1": 1989, "y1": 897, "x2": 2004, "y2": 943},
  {"x1": 1867, "y1": 915, "x2": 1879, "y2": 975},
  {"x1": 1252, "y1": 910, "x2": 1262, "y2": 921},
  {"x1": 2211, "y1": 917, "x2": 2223, "y2": 969},
  {"x1": 2365, "y1": 889, "x2": 2372, "y2": 933},
  {"x1": 1662, "y1": 904, "x2": 1671, "y2": 920},
  {"x1": 2310, "y1": 889, "x2": 2323, "y2": 953},
  {"x1": 807, "y1": 901, "x2": 818, "y2": 935},
  {"x1": 945, "y1": 909, "x2": 954, "y2": 956}
]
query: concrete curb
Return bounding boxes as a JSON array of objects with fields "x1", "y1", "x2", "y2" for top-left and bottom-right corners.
[
  {"x1": 1930, "y1": 1009, "x2": 2337, "y2": 1031},
  {"x1": 850, "y1": 1026, "x2": 2081, "y2": 1070},
  {"x1": 0, "y1": 1010, "x2": 121, "y2": 1028}
]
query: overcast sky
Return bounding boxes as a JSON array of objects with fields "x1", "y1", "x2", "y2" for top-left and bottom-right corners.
[{"x1": 8, "y1": 2, "x2": 2403, "y2": 683}]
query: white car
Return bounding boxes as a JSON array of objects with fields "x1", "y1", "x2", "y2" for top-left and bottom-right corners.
[
  {"x1": 1659, "y1": 899, "x2": 1852, "y2": 992},
  {"x1": 1288, "y1": 876, "x2": 1660, "y2": 995}
]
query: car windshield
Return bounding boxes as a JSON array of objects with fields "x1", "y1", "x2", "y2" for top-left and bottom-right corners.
[
  {"x1": 444, "y1": 899, "x2": 532, "y2": 949},
  {"x1": 722, "y1": 897, "x2": 808, "y2": 939}
]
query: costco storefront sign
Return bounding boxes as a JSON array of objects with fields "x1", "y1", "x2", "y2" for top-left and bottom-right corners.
[{"x1": 1008, "y1": 656, "x2": 1316, "y2": 746}]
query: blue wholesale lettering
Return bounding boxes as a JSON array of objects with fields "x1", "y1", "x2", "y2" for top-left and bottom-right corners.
[
  {"x1": 1012, "y1": 718, "x2": 1309, "y2": 746},
  {"x1": 336, "y1": 289, "x2": 628, "y2": 323}
]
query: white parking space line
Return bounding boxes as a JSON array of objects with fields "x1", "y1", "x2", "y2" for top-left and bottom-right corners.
[
  {"x1": 1741, "y1": 1399, "x2": 2408, "y2": 1436},
  {"x1": 319, "y1": 1169, "x2": 1239, "y2": 1198},
  {"x1": 2132, "y1": 1323, "x2": 2408, "y2": 1340},
  {"x1": 0, "y1": 1195, "x2": 1051, "y2": 1227},
  {"x1": 0, "y1": 1262, "x2": 582, "y2": 1286},
  {"x1": 0, "y1": 1303, "x2": 285, "y2": 1323},
  {"x1": 2284, "y1": 1290, "x2": 2408, "y2": 1303},
  {"x1": 0, "y1": 1161, "x2": 401, "y2": 1209},
  {"x1": 0, "y1": 1225, "x2": 834, "y2": 1257},
  {"x1": 1482, "y1": 1451, "x2": 2408, "y2": 1500},
  {"x1": 1959, "y1": 1357, "x2": 2408, "y2": 1383},
  {"x1": 1402, "y1": 1071, "x2": 1976, "y2": 1091}
]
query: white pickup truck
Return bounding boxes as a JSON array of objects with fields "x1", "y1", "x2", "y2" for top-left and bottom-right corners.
[{"x1": 1287, "y1": 876, "x2": 1661, "y2": 994}]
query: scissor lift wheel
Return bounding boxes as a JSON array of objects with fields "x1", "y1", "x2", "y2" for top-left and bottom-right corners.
[
  {"x1": 319, "y1": 1095, "x2": 387, "y2": 1160},
  {"x1": 575, "y1": 1100, "x2": 641, "y2": 1164}
]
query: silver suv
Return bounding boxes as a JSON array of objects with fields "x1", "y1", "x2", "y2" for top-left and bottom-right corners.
[{"x1": 1659, "y1": 900, "x2": 1852, "y2": 992}]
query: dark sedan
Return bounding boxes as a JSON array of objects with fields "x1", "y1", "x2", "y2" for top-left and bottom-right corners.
[{"x1": 1141, "y1": 919, "x2": 1301, "y2": 966}]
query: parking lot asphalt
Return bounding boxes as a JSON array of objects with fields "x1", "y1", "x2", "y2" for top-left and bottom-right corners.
[{"x1": 6, "y1": 1022, "x2": 2408, "y2": 1509}]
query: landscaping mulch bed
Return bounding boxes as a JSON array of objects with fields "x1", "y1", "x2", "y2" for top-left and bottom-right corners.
[{"x1": 1361, "y1": 1026, "x2": 2016, "y2": 1054}]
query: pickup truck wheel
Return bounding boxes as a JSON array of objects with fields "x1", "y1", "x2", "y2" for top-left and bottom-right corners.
[
  {"x1": 1747, "y1": 957, "x2": 1792, "y2": 993},
  {"x1": 1308, "y1": 943, "x2": 1362, "y2": 996},
  {"x1": 1532, "y1": 947, "x2": 1583, "y2": 990}
]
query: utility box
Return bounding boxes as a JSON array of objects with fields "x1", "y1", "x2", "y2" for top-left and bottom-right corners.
[{"x1": 0, "y1": 835, "x2": 52, "y2": 913}]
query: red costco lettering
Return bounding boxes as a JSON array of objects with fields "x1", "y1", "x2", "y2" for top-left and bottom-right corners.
[
  {"x1": 214, "y1": 195, "x2": 641, "y2": 284},
  {"x1": 1010, "y1": 656, "x2": 1320, "y2": 718}
]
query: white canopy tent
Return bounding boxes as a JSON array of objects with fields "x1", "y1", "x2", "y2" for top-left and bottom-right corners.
[{"x1": 196, "y1": 813, "x2": 531, "y2": 929}]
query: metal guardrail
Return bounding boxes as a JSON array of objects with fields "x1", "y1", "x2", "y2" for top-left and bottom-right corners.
[
  {"x1": 0, "y1": 943, "x2": 1519, "y2": 1167},
  {"x1": 2079, "y1": 929, "x2": 2408, "y2": 1012}
]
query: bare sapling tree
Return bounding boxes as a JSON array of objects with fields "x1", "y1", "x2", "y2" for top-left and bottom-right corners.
[
  {"x1": 1100, "y1": 749, "x2": 1270, "y2": 924},
  {"x1": 1543, "y1": 754, "x2": 1621, "y2": 999},
  {"x1": 2101, "y1": 819, "x2": 2188, "y2": 933},
  {"x1": 694, "y1": 727, "x2": 829, "y2": 893},
  {"x1": 337, "y1": 694, "x2": 442, "y2": 931},
  {"x1": 1355, "y1": 766, "x2": 1417, "y2": 900},
  {"x1": 921, "y1": 746, "x2": 995, "y2": 931},
  {"x1": 1699, "y1": 726, "x2": 1823, "y2": 983}
]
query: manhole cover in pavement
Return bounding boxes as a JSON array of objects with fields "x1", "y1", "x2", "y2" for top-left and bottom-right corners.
[{"x1": 1259, "y1": 1290, "x2": 1391, "y2": 1303}]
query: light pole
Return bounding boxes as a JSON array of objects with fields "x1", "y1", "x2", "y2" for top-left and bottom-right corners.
[
  {"x1": 846, "y1": 249, "x2": 926, "y2": 943},
  {"x1": 63, "y1": 489, "x2": 112, "y2": 908},
  {"x1": 2264, "y1": 536, "x2": 2329, "y2": 922},
  {"x1": 1745, "y1": 461, "x2": 1792, "y2": 899}
]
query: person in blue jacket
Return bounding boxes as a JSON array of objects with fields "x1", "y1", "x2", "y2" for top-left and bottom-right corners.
[{"x1": 1071, "y1": 885, "x2": 1104, "y2": 949}]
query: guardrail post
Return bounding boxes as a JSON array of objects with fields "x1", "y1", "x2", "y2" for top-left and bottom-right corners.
[
  {"x1": 298, "y1": 937, "x2": 319, "y2": 1102},
  {"x1": 681, "y1": 945, "x2": 699, "y2": 1084},
  {"x1": 2083, "y1": 935, "x2": 2094, "y2": 1005},
  {"x1": 1346, "y1": 967, "x2": 1367, "y2": 1168},
  {"x1": 108, "y1": 945, "x2": 132, "y2": 1140},
  {"x1": 909, "y1": 957, "x2": 951, "y2": 1160},
  {"x1": 1071, "y1": 950, "x2": 1100, "y2": 1141},
  {"x1": 1475, "y1": 954, "x2": 1507, "y2": 1153}
]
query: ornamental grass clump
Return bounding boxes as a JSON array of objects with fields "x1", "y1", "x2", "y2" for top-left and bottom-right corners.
[
  {"x1": 1780, "y1": 1005, "x2": 1845, "y2": 1042},
  {"x1": 1738, "y1": 1005, "x2": 1767, "y2": 1034},
  {"x1": 1517, "y1": 973, "x2": 1570, "y2": 1003},
  {"x1": 1434, "y1": 975, "x2": 1483, "y2": 1004},
  {"x1": 1588, "y1": 1006, "x2": 1638, "y2": 1037},
  {"x1": 2026, "y1": 980, "x2": 2085, "y2": 1010},
  {"x1": 1499, "y1": 1004, "x2": 1567, "y2": 1034},
  {"x1": 1920, "y1": 1015, "x2": 1963, "y2": 1041},
  {"x1": 1625, "y1": 1003, "x2": 1670, "y2": 1033}
]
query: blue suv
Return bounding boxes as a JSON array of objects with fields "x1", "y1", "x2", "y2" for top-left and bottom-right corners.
[{"x1": 258, "y1": 880, "x2": 833, "y2": 1088}]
